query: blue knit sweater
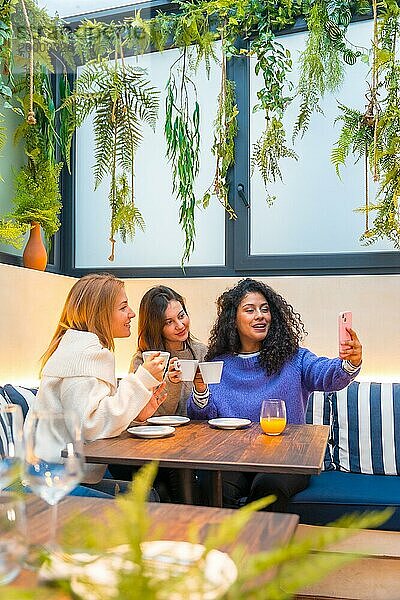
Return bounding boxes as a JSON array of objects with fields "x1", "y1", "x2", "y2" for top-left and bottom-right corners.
[{"x1": 187, "y1": 348, "x2": 359, "y2": 424}]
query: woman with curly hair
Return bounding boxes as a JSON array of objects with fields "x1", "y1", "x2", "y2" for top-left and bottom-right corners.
[{"x1": 187, "y1": 278, "x2": 362, "y2": 510}]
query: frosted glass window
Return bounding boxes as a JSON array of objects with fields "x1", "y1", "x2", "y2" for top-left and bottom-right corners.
[
  {"x1": 250, "y1": 20, "x2": 395, "y2": 256},
  {"x1": 74, "y1": 45, "x2": 225, "y2": 268},
  {"x1": 38, "y1": 0, "x2": 149, "y2": 18}
]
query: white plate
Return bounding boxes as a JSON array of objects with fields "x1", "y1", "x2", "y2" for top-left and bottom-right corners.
[
  {"x1": 127, "y1": 425, "x2": 175, "y2": 438},
  {"x1": 208, "y1": 418, "x2": 251, "y2": 430},
  {"x1": 42, "y1": 541, "x2": 237, "y2": 600},
  {"x1": 147, "y1": 415, "x2": 190, "y2": 427}
]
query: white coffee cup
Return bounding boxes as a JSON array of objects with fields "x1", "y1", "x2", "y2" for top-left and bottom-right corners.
[
  {"x1": 142, "y1": 351, "x2": 170, "y2": 371},
  {"x1": 199, "y1": 361, "x2": 223, "y2": 384},
  {"x1": 176, "y1": 359, "x2": 198, "y2": 382}
]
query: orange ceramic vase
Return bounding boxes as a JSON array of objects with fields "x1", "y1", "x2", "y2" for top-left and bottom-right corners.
[{"x1": 22, "y1": 221, "x2": 47, "y2": 271}]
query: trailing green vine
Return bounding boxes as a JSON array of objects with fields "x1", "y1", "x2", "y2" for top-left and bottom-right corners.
[
  {"x1": 250, "y1": 30, "x2": 298, "y2": 203},
  {"x1": 293, "y1": 0, "x2": 369, "y2": 141},
  {"x1": 331, "y1": 0, "x2": 400, "y2": 247},
  {"x1": 1, "y1": 0, "x2": 400, "y2": 262},
  {"x1": 165, "y1": 49, "x2": 200, "y2": 264},
  {"x1": 202, "y1": 38, "x2": 238, "y2": 219}
]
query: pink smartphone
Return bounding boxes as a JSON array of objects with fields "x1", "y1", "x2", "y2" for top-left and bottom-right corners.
[{"x1": 338, "y1": 311, "x2": 352, "y2": 347}]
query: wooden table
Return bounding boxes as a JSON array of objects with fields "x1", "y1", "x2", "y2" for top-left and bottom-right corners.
[
  {"x1": 14, "y1": 495, "x2": 299, "y2": 591},
  {"x1": 83, "y1": 421, "x2": 329, "y2": 507}
]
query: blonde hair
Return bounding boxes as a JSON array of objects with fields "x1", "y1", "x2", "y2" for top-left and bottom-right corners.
[{"x1": 41, "y1": 273, "x2": 124, "y2": 373}]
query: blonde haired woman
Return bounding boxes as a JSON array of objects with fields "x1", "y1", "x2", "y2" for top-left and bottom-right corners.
[{"x1": 32, "y1": 273, "x2": 167, "y2": 488}]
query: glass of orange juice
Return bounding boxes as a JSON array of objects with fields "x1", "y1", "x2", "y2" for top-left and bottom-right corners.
[{"x1": 260, "y1": 399, "x2": 287, "y2": 435}]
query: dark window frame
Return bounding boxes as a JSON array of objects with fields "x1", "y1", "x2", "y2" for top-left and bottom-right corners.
[{"x1": 20, "y1": 2, "x2": 397, "y2": 278}]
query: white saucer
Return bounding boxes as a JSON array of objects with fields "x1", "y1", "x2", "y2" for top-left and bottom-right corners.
[
  {"x1": 127, "y1": 425, "x2": 175, "y2": 438},
  {"x1": 147, "y1": 415, "x2": 190, "y2": 427},
  {"x1": 208, "y1": 418, "x2": 251, "y2": 430}
]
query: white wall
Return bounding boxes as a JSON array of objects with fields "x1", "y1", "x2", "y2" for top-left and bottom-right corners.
[{"x1": 0, "y1": 264, "x2": 398, "y2": 384}]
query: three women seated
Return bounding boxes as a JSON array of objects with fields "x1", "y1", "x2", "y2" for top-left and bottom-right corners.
[{"x1": 33, "y1": 274, "x2": 362, "y2": 509}]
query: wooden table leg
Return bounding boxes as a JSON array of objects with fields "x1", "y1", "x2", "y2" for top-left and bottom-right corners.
[
  {"x1": 210, "y1": 470, "x2": 223, "y2": 507},
  {"x1": 180, "y1": 469, "x2": 194, "y2": 504}
]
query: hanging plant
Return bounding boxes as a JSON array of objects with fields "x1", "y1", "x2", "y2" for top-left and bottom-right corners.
[
  {"x1": 250, "y1": 30, "x2": 298, "y2": 203},
  {"x1": 293, "y1": 0, "x2": 368, "y2": 141},
  {"x1": 9, "y1": 63, "x2": 63, "y2": 238},
  {"x1": 202, "y1": 31, "x2": 238, "y2": 220},
  {"x1": 0, "y1": 0, "x2": 72, "y2": 251},
  {"x1": 63, "y1": 48, "x2": 159, "y2": 260},
  {"x1": 331, "y1": 0, "x2": 400, "y2": 247},
  {"x1": 165, "y1": 48, "x2": 200, "y2": 264}
]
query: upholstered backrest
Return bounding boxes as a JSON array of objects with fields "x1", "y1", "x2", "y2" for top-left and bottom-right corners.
[
  {"x1": 306, "y1": 391, "x2": 334, "y2": 471},
  {"x1": 3, "y1": 385, "x2": 37, "y2": 419},
  {"x1": 0, "y1": 385, "x2": 37, "y2": 456},
  {"x1": 331, "y1": 382, "x2": 400, "y2": 475}
]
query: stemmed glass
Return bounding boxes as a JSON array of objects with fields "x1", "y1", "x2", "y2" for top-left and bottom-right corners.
[
  {"x1": 23, "y1": 410, "x2": 84, "y2": 550},
  {"x1": 0, "y1": 404, "x2": 24, "y2": 491},
  {"x1": 0, "y1": 494, "x2": 26, "y2": 584}
]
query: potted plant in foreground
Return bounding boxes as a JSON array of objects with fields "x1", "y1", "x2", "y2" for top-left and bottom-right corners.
[{"x1": 3, "y1": 463, "x2": 392, "y2": 600}]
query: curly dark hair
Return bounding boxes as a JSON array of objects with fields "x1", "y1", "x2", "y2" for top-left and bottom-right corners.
[{"x1": 205, "y1": 278, "x2": 307, "y2": 375}]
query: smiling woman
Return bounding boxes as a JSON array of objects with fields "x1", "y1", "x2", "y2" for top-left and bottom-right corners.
[
  {"x1": 110, "y1": 288, "x2": 135, "y2": 339},
  {"x1": 235, "y1": 292, "x2": 272, "y2": 353},
  {"x1": 187, "y1": 278, "x2": 363, "y2": 511},
  {"x1": 29, "y1": 273, "x2": 168, "y2": 490},
  {"x1": 130, "y1": 285, "x2": 207, "y2": 417}
]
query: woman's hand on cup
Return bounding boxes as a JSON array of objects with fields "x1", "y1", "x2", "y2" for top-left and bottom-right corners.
[
  {"x1": 142, "y1": 351, "x2": 166, "y2": 381},
  {"x1": 167, "y1": 357, "x2": 182, "y2": 384},
  {"x1": 193, "y1": 368, "x2": 207, "y2": 393},
  {"x1": 339, "y1": 328, "x2": 362, "y2": 367},
  {"x1": 136, "y1": 381, "x2": 168, "y2": 422}
]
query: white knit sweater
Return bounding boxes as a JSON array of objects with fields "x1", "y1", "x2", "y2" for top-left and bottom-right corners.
[{"x1": 30, "y1": 329, "x2": 159, "y2": 483}]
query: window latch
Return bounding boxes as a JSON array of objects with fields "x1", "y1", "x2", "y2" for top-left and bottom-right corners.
[{"x1": 237, "y1": 183, "x2": 249, "y2": 208}]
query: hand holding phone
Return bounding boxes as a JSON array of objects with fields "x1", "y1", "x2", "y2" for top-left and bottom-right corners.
[{"x1": 338, "y1": 311, "x2": 352, "y2": 349}]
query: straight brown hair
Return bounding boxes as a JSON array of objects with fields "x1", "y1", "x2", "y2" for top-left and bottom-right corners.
[{"x1": 137, "y1": 285, "x2": 193, "y2": 352}]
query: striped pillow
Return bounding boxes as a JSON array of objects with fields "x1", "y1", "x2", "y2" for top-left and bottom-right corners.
[
  {"x1": 3, "y1": 385, "x2": 37, "y2": 419},
  {"x1": 331, "y1": 382, "x2": 400, "y2": 475},
  {"x1": 306, "y1": 391, "x2": 334, "y2": 471}
]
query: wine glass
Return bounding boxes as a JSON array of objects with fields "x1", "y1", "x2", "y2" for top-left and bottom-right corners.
[
  {"x1": 0, "y1": 494, "x2": 26, "y2": 584},
  {"x1": 260, "y1": 399, "x2": 287, "y2": 436},
  {"x1": 23, "y1": 410, "x2": 84, "y2": 550},
  {"x1": 0, "y1": 404, "x2": 24, "y2": 491}
]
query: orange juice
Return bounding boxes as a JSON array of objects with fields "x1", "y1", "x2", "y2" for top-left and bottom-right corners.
[{"x1": 260, "y1": 417, "x2": 286, "y2": 435}]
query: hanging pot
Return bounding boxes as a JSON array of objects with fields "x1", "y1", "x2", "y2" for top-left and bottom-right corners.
[{"x1": 22, "y1": 221, "x2": 47, "y2": 271}]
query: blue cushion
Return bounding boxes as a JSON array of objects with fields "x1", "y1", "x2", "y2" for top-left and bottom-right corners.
[
  {"x1": 306, "y1": 391, "x2": 334, "y2": 471},
  {"x1": 331, "y1": 382, "x2": 400, "y2": 475},
  {"x1": 3, "y1": 385, "x2": 37, "y2": 419},
  {"x1": 69, "y1": 485, "x2": 114, "y2": 499},
  {"x1": 289, "y1": 471, "x2": 400, "y2": 531}
]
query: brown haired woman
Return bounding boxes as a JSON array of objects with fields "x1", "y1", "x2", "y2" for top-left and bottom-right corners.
[
  {"x1": 125, "y1": 286, "x2": 207, "y2": 502},
  {"x1": 130, "y1": 285, "x2": 207, "y2": 416},
  {"x1": 33, "y1": 273, "x2": 167, "y2": 490}
]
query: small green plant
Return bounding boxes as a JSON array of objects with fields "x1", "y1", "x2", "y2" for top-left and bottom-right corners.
[{"x1": 11, "y1": 159, "x2": 62, "y2": 238}]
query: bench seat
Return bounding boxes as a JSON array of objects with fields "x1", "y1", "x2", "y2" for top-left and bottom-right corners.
[{"x1": 289, "y1": 469, "x2": 400, "y2": 531}]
